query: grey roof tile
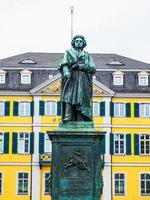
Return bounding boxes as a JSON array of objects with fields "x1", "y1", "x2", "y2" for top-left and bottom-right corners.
[{"x1": 0, "y1": 52, "x2": 150, "y2": 93}]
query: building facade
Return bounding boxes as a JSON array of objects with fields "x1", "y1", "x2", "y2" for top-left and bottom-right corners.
[{"x1": 0, "y1": 52, "x2": 150, "y2": 200}]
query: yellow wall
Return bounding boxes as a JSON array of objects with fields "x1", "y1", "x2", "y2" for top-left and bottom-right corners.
[
  {"x1": 0, "y1": 166, "x2": 31, "y2": 200},
  {"x1": 112, "y1": 166, "x2": 150, "y2": 200}
]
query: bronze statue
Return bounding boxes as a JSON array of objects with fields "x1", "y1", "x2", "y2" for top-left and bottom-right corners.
[{"x1": 59, "y1": 35, "x2": 96, "y2": 122}]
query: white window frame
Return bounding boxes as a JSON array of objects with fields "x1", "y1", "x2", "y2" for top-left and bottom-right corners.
[
  {"x1": 45, "y1": 101, "x2": 57, "y2": 116},
  {"x1": 140, "y1": 173, "x2": 150, "y2": 196},
  {"x1": 93, "y1": 102, "x2": 100, "y2": 116},
  {"x1": 139, "y1": 103, "x2": 150, "y2": 118},
  {"x1": 43, "y1": 172, "x2": 50, "y2": 195},
  {"x1": 139, "y1": 75, "x2": 148, "y2": 86},
  {"x1": 17, "y1": 133, "x2": 30, "y2": 154},
  {"x1": 20, "y1": 59, "x2": 36, "y2": 64},
  {"x1": 114, "y1": 134, "x2": 126, "y2": 155},
  {"x1": 114, "y1": 172, "x2": 126, "y2": 196},
  {"x1": 21, "y1": 74, "x2": 31, "y2": 84},
  {"x1": 139, "y1": 134, "x2": 150, "y2": 155},
  {"x1": 16, "y1": 172, "x2": 30, "y2": 195},
  {"x1": 0, "y1": 172, "x2": 3, "y2": 195},
  {"x1": 19, "y1": 101, "x2": 30, "y2": 117},
  {"x1": 113, "y1": 75, "x2": 123, "y2": 85},
  {"x1": 0, "y1": 102, "x2": 4, "y2": 116},
  {"x1": 0, "y1": 133, "x2": 4, "y2": 154},
  {"x1": 44, "y1": 134, "x2": 52, "y2": 154},
  {"x1": 114, "y1": 102, "x2": 125, "y2": 118},
  {"x1": 0, "y1": 74, "x2": 5, "y2": 84}
]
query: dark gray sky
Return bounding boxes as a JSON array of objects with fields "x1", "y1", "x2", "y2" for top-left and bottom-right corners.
[{"x1": 0, "y1": 0, "x2": 150, "y2": 63}]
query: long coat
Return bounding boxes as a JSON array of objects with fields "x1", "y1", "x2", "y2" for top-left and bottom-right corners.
[{"x1": 59, "y1": 48, "x2": 96, "y2": 120}]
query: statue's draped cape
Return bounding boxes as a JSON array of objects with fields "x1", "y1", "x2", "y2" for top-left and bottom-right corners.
[{"x1": 59, "y1": 48, "x2": 96, "y2": 120}]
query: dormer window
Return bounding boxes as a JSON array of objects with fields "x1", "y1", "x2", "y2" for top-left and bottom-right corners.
[
  {"x1": 108, "y1": 59, "x2": 124, "y2": 66},
  {"x1": 138, "y1": 71, "x2": 149, "y2": 86},
  {"x1": 19, "y1": 58, "x2": 36, "y2": 64},
  {"x1": 113, "y1": 70, "x2": 124, "y2": 86},
  {"x1": 20, "y1": 69, "x2": 32, "y2": 84},
  {"x1": 0, "y1": 69, "x2": 6, "y2": 84}
]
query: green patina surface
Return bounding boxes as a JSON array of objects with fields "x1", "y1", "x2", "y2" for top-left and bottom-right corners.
[
  {"x1": 48, "y1": 122, "x2": 104, "y2": 200},
  {"x1": 47, "y1": 35, "x2": 104, "y2": 199}
]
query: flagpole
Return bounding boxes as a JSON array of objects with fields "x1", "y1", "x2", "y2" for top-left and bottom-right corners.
[{"x1": 70, "y1": 6, "x2": 74, "y2": 42}]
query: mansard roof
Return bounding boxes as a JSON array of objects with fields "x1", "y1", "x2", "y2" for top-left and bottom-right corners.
[
  {"x1": 0, "y1": 52, "x2": 150, "y2": 70},
  {"x1": 0, "y1": 52, "x2": 150, "y2": 94}
]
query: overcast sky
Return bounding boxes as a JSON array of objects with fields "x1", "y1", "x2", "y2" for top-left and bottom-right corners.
[{"x1": 0, "y1": 0, "x2": 150, "y2": 63}]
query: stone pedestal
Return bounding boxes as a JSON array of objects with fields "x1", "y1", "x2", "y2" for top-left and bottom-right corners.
[{"x1": 47, "y1": 122, "x2": 105, "y2": 200}]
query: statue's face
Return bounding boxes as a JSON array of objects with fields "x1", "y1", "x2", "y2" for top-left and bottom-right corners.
[{"x1": 74, "y1": 37, "x2": 84, "y2": 50}]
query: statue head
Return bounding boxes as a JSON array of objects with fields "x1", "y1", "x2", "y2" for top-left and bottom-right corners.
[{"x1": 71, "y1": 35, "x2": 87, "y2": 50}]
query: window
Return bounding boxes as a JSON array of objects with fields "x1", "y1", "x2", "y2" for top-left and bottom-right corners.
[
  {"x1": 44, "y1": 172, "x2": 50, "y2": 195},
  {"x1": 17, "y1": 172, "x2": 29, "y2": 195},
  {"x1": 19, "y1": 59, "x2": 36, "y2": 64},
  {"x1": 45, "y1": 101, "x2": 57, "y2": 116},
  {"x1": 0, "y1": 133, "x2": 4, "y2": 154},
  {"x1": 114, "y1": 173, "x2": 126, "y2": 196},
  {"x1": 44, "y1": 134, "x2": 52, "y2": 154},
  {"x1": 141, "y1": 173, "x2": 150, "y2": 196},
  {"x1": 0, "y1": 173, "x2": 3, "y2": 195},
  {"x1": 113, "y1": 70, "x2": 124, "y2": 85},
  {"x1": 19, "y1": 102, "x2": 30, "y2": 116},
  {"x1": 114, "y1": 103, "x2": 125, "y2": 117},
  {"x1": 0, "y1": 74, "x2": 5, "y2": 84},
  {"x1": 114, "y1": 75, "x2": 123, "y2": 85},
  {"x1": 138, "y1": 71, "x2": 149, "y2": 86},
  {"x1": 0, "y1": 102, "x2": 4, "y2": 116},
  {"x1": 139, "y1": 103, "x2": 150, "y2": 118},
  {"x1": 139, "y1": 76, "x2": 148, "y2": 86},
  {"x1": 20, "y1": 69, "x2": 32, "y2": 84},
  {"x1": 114, "y1": 134, "x2": 126, "y2": 155},
  {"x1": 93, "y1": 102, "x2": 99, "y2": 116},
  {"x1": 21, "y1": 74, "x2": 31, "y2": 84},
  {"x1": 140, "y1": 134, "x2": 150, "y2": 155},
  {"x1": 18, "y1": 133, "x2": 30, "y2": 154},
  {"x1": 108, "y1": 60, "x2": 124, "y2": 66}
]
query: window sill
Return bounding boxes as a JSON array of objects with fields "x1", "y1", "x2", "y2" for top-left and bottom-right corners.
[
  {"x1": 141, "y1": 194, "x2": 150, "y2": 196},
  {"x1": 17, "y1": 193, "x2": 29, "y2": 195},
  {"x1": 114, "y1": 194, "x2": 125, "y2": 196},
  {"x1": 114, "y1": 153, "x2": 126, "y2": 156}
]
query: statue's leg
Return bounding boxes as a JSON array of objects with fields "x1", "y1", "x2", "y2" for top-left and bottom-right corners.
[{"x1": 63, "y1": 103, "x2": 72, "y2": 122}]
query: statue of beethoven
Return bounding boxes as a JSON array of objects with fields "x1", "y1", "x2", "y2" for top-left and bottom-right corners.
[{"x1": 59, "y1": 35, "x2": 96, "y2": 122}]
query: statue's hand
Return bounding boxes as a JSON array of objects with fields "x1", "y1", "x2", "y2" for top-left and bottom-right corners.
[{"x1": 63, "y1": 71, "x2": 71, "y2": 78}]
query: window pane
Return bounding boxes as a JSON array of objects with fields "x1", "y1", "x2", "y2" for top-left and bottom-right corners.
[
  {"x1": 93, "y1": 102, "x2": 99, "y2": 116},
  {"x1": 0, "y1": 133, "x2": 4, "y2": 153},
  {"x1": 18, "y1": 173, "x2": 28, "y2": 194},
  {"x1": 114, "y1": 134, "x2": 125, "y2": 155},
  {"x1": 19, "y1": 102, "x2": 30, "y2": 116},
  {"x1": 114, "y1": 173, "x2": 125, "y2": 195},
  {"x1": 45, "y1": 173, "x2": 50, "y2": 195},
  {"x1": 45, "y1": 134, "x2": 52, "y2": 153},
  {"x1": 140, "y1": 104, "x2": 150, "y2": 117},
  {"x1": 45, "y1": 101, "x2": 56, "y2": 116},
  {"x1": 114, "y1": 103, "x2": 125, "y2": 117},
  {"x1": 18, "y1": 133, "x2": 30, "y2": 154},
  {"x1": 141, "y1": 173, "x2": 150, "y2": 195},
  {"x1": 0, "y1": 74, "x2": 5, "y2": 84},
  {"x1": 0, "y1": 102, "x2": 4, "y2": 116},
  {"x1": 140, "y1": 134, "x2": 150, "y2": 155}
]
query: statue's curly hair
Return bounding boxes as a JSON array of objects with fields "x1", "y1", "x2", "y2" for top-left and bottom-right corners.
[{"x1": 71, "y1": 35, "x2": 87, "y2": 49}]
